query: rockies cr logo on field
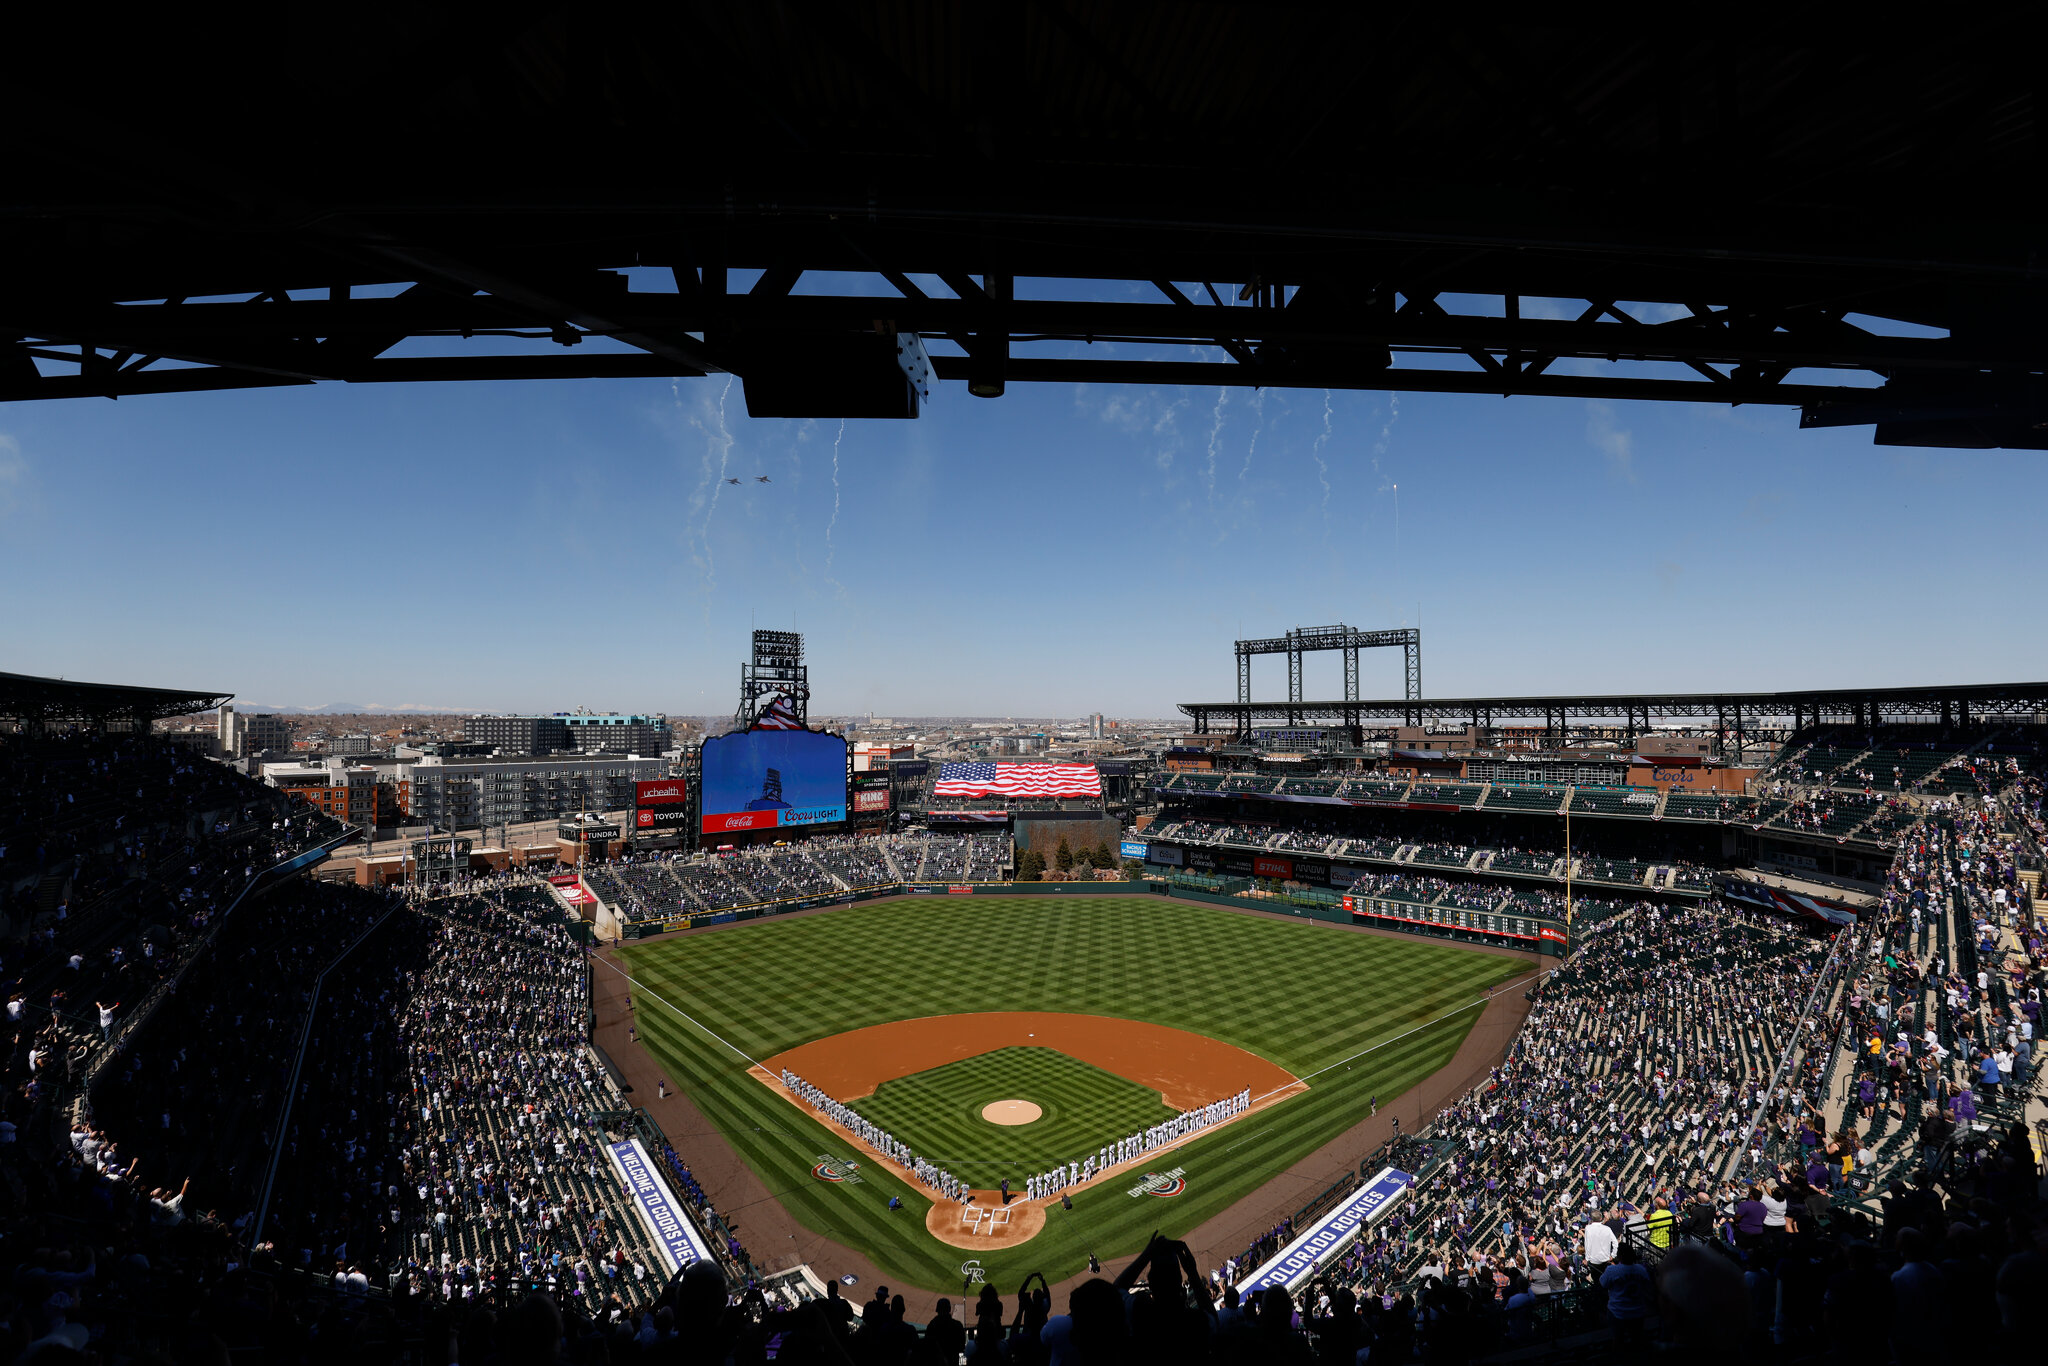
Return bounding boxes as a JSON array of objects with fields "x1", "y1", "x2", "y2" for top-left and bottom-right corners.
[
  {"x1": 1126, "y1": 1167, "x2": 1187, "y2": 1199},
  {"x1": 812, "y1": 1155, "x2": 864, "y2": 1184},
  {"x1": 960, "y1": 1260, "x2": 986, "y2": 1284}
]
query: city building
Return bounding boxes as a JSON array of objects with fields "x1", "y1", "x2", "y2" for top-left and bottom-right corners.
[
  {"x1": 400, "y1": 754, "x2": 669, "y2": 830},
  {"x1": 463, "y1": 714, "x2": 571, "y2": 755},
  {"x1": 327, "y1": 734, "x2": 379, "y2": 755},
  {"x1": 853, "y1": 741, "x2": 915, "y2": 770},
  {"x1": 262, "y1": 756, "x2": 398, "y2": 826},
  {"x1": 562, "y1": 713, "x2": 672, "y2": 755},
  {"x1": 217, "y1": 705, "x2": 292, "y2": 758},
  {"x1": 1089, "y1": 713, "x2": 1104, "y2": 739}
]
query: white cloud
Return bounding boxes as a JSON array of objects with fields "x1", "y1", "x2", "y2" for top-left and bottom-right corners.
[{"x1": 1585, "y1": 401, "x2": 1637, "y2": 483}]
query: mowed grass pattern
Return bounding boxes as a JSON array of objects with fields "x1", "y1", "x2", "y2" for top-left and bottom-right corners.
[
  {"x1": 618, "y1": 896, "x2": 1524, "y2": 1291},
  {"x1": 850, "y1": 1047, "x2": 1177, "y2": 1169}
]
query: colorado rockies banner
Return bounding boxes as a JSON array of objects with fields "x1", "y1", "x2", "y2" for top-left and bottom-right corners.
[
  {"x1": 1239, "y1": 1166, "x2": 1413, "y2": 1295},
  {"x1": 605, "y1": 1137, "x2": 716, "y2": 1274}
]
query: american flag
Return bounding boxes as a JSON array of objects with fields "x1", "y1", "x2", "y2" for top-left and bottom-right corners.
[
  {"x1": 753, "y1": 694, "x2": 803, "y2": 730},
  {"x1": 933, "y1": 762, "x2": 1102, "y2": 799}
]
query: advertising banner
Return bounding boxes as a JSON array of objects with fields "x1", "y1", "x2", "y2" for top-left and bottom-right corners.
[
  {"x1": 1253, "y1": 855, "x2": 1294, "y2": 880},
  {"x1": 604, "y1": 1138, "x2": 715, "y2": 1273},
  {"x1": 635, "y1": 806, "x2": 693, "y2": 831},
  {"x1": 1145, "y1": 845, "x2": 1184, "y2": 866},
  {"x1": 700, "y1": 728, "x2": 848, "y2": 834},
  {"x1": 1219, "y1": 852, "x2": 1254, "y2": 875},
  {"x1": 1119, "y1": 839, "x2": 1148, "y2": 860},
  {"x1": 1186, "y1": 847, "x2": 1217, "y2": 870},
  {"x1": 635, "y1": 779, "x2": 689, "y2": 807},
  {"x1": 1239, "y1": 1167, "x2": 1413, "y2": 1294},
  {"x1": 890, "y1": 760, "x2": 931, "y2": 777},
  {"x1": 851, "y1": 772, "x2": 892, "y2": 814}
]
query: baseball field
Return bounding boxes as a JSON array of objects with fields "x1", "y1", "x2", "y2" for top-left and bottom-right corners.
[{"x1": 616, "y1": 894, "x2": 1526, "y2": 1291}]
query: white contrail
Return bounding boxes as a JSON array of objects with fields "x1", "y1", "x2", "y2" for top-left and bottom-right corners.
[
  {"x1": 1202, "y1": 385, "x2": 1229, "y2": 503},
  {"x1": 694, "y1": 376, "x2": 736, "y2": 591},
  {"x1": 825, "y1": 417, "x2": 845, "y2": 589},
  {"x1": 1311, "y1": 388, "x2": 1334, "y2": 508},
  {"x1": 1237, "y1": 386, "x2": 1266, "y2": 483}
]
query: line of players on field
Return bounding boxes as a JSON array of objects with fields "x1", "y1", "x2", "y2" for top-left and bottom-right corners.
[
  {"x1": 782, "y1": 1070, "x2": 970, "y2": 1203},
  {"x1": 1025, "y1": 1088, "x2": 1251, "y2": 1201},
  {"x1": 784, "y1": 1071, "x2": 1254, "y2": 1204}
]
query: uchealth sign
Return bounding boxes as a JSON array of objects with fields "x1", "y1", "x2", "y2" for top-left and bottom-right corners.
[
  {"x1": 1239, "y1": 1167, "x2": 1413, "y2": 1295},
  {"x1": 635, "y1": 779, "x2": 689, "y2": 807}
]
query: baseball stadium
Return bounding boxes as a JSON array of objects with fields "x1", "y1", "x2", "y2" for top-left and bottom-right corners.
[{"x1": 8, "y1": 13, "x2": 2048, "y2": 1363}]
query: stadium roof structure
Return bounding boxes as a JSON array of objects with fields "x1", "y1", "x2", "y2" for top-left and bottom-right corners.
[
  {"x1": 0, "y1": 671, "x2": 232, "y2": 730},
  {"x1": 1180, "y1": 681, "x2": 2048, "y2": 736},
  {"x1": 7, "y1": 12, "x2": 2048, "y2": 445}
]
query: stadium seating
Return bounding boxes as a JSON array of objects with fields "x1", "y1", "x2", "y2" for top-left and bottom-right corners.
[
  {"x1": 1481, "y1": 784, "x2": 1565, "y2": 814},
  {"x1": 1407, "y1": 843, "x2": 1479, "y2": 871},
  {"x1": 804, "y1": 836, "x2": 897, "y2": 888},
  {"x1": 1407, "y1": 782, "x2": 1484, "y2": 807},
  {"x1": 1661, "y1": 791, "x2": 1760, "y2": 823},
  {"x1": 1568, "y1": 785, "x2": 1661, "y2": 817},
  {"x1": 1484, "y1": 850, "x2": 1561, "y2": 878},
  {"x1": 1572, "y1": 856, "x2": 1654, "y2": 887},
  {"x1": 1277, "y1": 776, "x2": 1342, "y2": 797},
  {"x1": 1339, "y1": 777, "x2": 1413, "y2": 801}
]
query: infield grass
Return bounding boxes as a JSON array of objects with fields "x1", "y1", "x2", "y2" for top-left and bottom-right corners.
[
  {"x1": 850, "y1": 1046, "x2": 1177, "y2": 1170},
  {"x1": 617, "y1": 894, "x2": 1525, "y2": 1294}
]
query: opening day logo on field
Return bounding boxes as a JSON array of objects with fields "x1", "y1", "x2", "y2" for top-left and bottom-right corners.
[
  {"x1": 1126, "y1": 1167, "x2": 1187, "y2": 1198},
  {"x1": 812, "y1": 1155, "x2": 864, "y2": 1184}
]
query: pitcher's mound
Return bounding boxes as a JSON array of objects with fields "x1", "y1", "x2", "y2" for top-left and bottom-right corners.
[{"x1": 980, "y1": 1099, "x2": 1042, "y2": 1126}]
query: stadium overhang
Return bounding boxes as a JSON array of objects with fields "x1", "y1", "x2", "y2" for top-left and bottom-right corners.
[
  {"x1": 0, "y1": 670, "x2": 232, "y2": 731},
  {"x1": 7, "y1": 15, "x2": 2048, "y2": 446},
  {"x1": 1179, "y1": 682, "x2": 2048, "y2": 736}
]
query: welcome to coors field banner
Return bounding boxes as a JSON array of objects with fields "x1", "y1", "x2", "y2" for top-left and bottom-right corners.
[
  {"x1": 604, "y1": 1137, "x2": 715, "y2": 1273},
  {"x1": 1239, "y1": 1166, "x2": 1414, "y2": 1295}
]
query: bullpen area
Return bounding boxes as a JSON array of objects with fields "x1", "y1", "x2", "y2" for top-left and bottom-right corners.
[{"x1": 615, "y1": 894, "x2": 1527, "y2": 1291}]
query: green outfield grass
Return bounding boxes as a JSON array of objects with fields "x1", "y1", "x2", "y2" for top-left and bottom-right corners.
[
  {"x1": 850, "y1": 1046, "x2": 1177, "y2": 1170},
  {"x1": 617, "y1": 895, "x2": 1525, "y2": 1293}
]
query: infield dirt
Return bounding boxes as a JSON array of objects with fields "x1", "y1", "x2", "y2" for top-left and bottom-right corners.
[{"x1": 759, "y1": 1011, "x2": 1299, "y2": 1108}]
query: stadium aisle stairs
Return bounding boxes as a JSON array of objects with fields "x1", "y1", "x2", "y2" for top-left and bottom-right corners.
[{"x1": 800, "y1": 847, "x2": 849, "y2": 892}]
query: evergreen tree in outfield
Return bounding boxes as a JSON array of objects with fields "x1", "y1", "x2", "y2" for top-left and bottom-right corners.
[
  {"x1": 1093, "y1": 839, "x2": 1115, "y2": 869},
  {"x1": 1055, "y1": 835, "x2": 1075, "y2": 871},
  {"x1": 1017, "y1": 849, "x2": 1047, "y2": 881}
]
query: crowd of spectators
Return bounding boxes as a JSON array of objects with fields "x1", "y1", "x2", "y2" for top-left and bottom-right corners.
[{"x1": 257, "y1": 890, "x2": 703, "y2": 1313}]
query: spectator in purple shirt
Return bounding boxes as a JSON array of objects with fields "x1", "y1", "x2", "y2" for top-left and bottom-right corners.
[{"x1": 1731, "y1": 1187, "x2": 1768, "y2": 1250}]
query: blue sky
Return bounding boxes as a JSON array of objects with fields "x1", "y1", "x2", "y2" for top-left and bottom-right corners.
[{"x1": 3, "y1": 297, "x2": 2043, "y2": 718}]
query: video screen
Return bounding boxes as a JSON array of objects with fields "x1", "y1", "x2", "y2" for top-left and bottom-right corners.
[{"x1": 700, "y1": 729, "x2": 847, "y2": 834}]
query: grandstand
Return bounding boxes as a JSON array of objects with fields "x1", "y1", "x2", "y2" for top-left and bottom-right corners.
[{"x1": 580, "y1": 832, "x2": 1016, "y2": 929}]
